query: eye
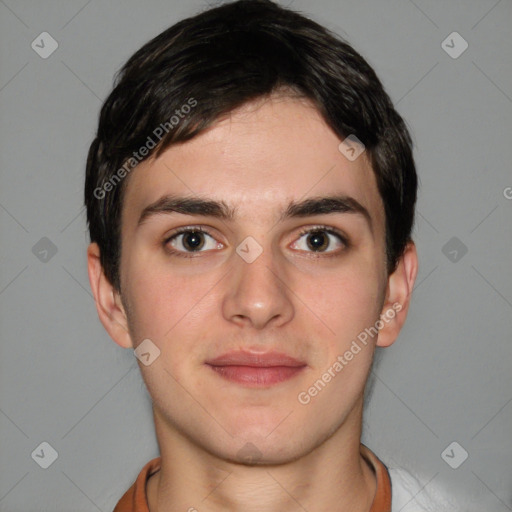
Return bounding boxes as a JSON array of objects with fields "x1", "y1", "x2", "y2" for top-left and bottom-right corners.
[
  {"x1": 164, "y1": 227, "x2": 222, "y2": 257},
  {"x1": 290, "y1": 226, "x2": 348, "y2": 254},
  {"x1": 163, "y1": 225, "x2": 348, "y2": 259}
]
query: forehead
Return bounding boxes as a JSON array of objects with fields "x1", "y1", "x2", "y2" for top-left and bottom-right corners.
[{"x1": 122, "y1": 95, "x2": 384, "y2": 230}]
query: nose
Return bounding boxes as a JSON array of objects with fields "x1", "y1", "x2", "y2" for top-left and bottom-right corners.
[{"x1": 221, "y1": 238, "x2": 294, "y2": 330}]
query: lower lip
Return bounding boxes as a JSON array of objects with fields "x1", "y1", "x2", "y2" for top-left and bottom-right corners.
[{"x1": 206, "y1": 365, "x2": 306, "y2": 387}]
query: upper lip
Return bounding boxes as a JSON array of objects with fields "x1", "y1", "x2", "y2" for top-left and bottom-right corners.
[{"x1": 206, "y1": 351, "x2": 306, "y2": 367}]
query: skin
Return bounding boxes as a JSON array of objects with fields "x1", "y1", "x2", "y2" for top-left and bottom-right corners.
[{"x1": 88, "y1": 94, "x2": 418, "y2": 512}]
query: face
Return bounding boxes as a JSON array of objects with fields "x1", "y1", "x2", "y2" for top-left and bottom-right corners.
[{"x1": 114, "y1": 95, "x2": 392, "y2": 463}]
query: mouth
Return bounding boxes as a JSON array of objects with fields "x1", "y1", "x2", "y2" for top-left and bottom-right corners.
[{"x1": 205, "y1": 351, "x2": 307, "y2": 387}]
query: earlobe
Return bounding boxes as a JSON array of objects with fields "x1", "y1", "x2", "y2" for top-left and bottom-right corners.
[
  {"x1": 376, "y1": 241, "x2": 419, "y2": 348},
  {"x1": 86, "y1": 242, "x2": 133, "y2": 349}
]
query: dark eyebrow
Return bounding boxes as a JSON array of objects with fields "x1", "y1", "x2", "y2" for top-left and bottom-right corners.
[
  {"x1": 279, "y1": 195, "x2": 372, "y2": 231},
  {"x1": 137, "y1": 194, "x2": 372, "y2": 231},
  {"x1": 138, "y1": 195, "x2": 236, "y2": 225}
]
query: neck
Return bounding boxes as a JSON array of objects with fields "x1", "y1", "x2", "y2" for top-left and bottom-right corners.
[{"x1": 147, "y1": 398, "x2": 376, "y2": 512}]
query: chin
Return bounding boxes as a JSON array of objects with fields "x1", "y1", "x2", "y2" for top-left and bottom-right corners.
[
  {"x1": 214, "y1": 423, "x2": 314, "y2": 465},
  {"x1": 225, "y1": 438, "x2": 307, "y2": 466}
]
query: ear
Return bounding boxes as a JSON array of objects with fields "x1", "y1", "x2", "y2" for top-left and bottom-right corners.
[
  {"x1": 87, "y1": 242, "x2": 133, "y2": 349},
  {"x1": 376, "y1": 241, "x2": 419, "y2": 348}
]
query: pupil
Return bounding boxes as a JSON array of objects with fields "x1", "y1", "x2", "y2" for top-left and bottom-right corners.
[
  {"x1": 308, "y1": 231, "x2": 328, "y2": 251},
  {"x1": 184, "y1": 231, "x2": 204, "y2": 251}
]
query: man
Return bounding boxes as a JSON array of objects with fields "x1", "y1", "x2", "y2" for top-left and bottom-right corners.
[{"x1": 84, "y1": 1, "x2": 439, "y2": 510}]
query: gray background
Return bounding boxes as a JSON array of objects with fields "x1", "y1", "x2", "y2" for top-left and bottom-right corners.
[{"x1": 0, "y1": 0, "x2": 511, "y2": 510}]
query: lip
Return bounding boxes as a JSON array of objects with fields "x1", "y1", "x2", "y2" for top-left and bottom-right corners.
[
  {"x1": 206, "y1": 350, "x2": 306, "y2": 367},
  {"x1": 205, "y1": 351, "x2": 307, "y2": 387}
]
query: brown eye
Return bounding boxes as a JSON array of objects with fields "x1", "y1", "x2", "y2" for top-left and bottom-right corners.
[
  {"x1": 291, "y1": 227, "x2": 347, "y2": 254},
  {"x1": 180, "y1": 231, "x2": 206, "y2": 251},
  {"x1": 165, "y1": 228, "x2": 222, "y2": 255},
  {"x1": 306, "y1": 231, "x2": 330, "y2": 251}
]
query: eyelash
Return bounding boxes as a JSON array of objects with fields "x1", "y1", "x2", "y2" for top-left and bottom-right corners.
[{"x1": 163, "y1": 225, "x2": 349, "y2": 259}]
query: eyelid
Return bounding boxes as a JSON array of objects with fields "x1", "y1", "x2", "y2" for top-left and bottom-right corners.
[
  {"x1": 296, "y1": 224, "x2": 349, "y2": 245},
  {"x1": 164, "y1": 225, "x2": 217, "y2": 242}
]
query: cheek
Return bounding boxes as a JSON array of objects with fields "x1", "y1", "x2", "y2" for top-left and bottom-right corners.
[
  {"x1": 121, "y1": 262, "x2": 198, "y2": 345},
  {"x1": 122, "y1": 260, "x2": 217, "y2": 355},
  {"x1": 304, "y1": 260, "x2": 385, "y2": 350},
  {"x1": 295, "y1": 267, "x2": 384, "y2": 424},
  {"x1": 123, "y1": 268, "x2": 211, "y2": 397}
]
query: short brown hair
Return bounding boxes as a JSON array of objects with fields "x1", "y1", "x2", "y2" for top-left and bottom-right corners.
[{"x1": 85, "y1": 0, "x2": 417, "y2": 291}]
